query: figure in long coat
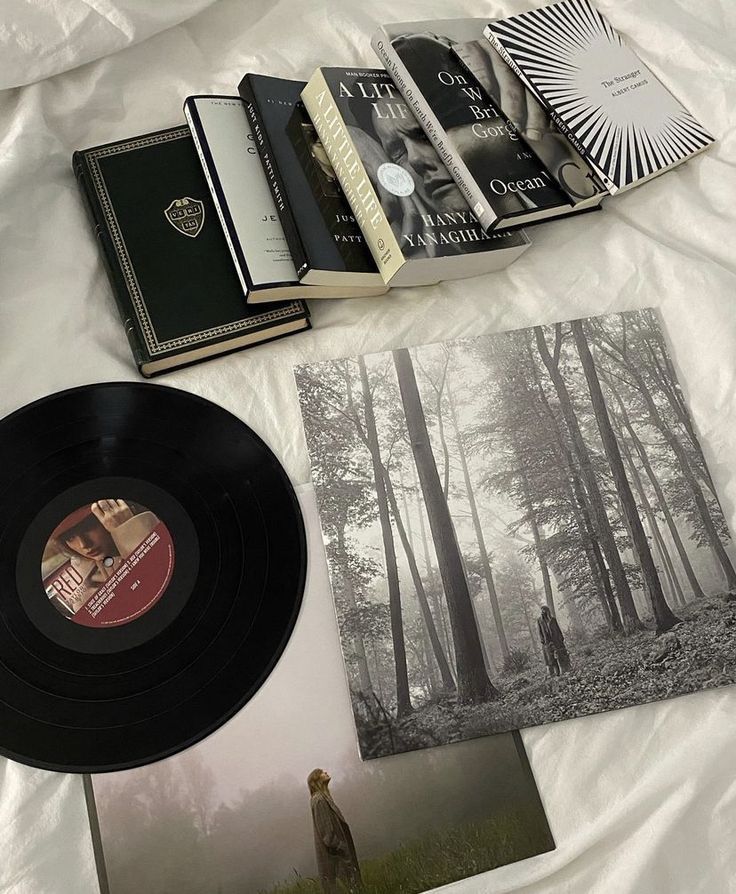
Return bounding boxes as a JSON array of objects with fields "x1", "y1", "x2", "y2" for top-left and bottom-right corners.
[
  {"x1": 537, "y1": 605, "x2": 571, "y2": 676},
  {"x1": 308, "y1": 768, "x2": 362, "y2": 894}
]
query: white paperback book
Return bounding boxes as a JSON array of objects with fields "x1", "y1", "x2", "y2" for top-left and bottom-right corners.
[{"x1": 485, "y1": 0, "x2": 715, "y2": 194}]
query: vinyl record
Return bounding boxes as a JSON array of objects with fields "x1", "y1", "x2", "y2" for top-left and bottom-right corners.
[{"x1": 0, "y1": 383, "x2": 307, "y2": 773}]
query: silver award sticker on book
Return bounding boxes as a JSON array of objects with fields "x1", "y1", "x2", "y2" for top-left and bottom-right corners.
[{"x1": 377, "y1": 161, "x2": 415, "y2": 196}]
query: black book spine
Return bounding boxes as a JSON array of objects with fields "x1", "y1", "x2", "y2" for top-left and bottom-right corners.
[
  {"x1": 72, "y1": 152, "x2": 148, "y2": 373},
  {"x1": 239, "y1": 78, "x2": 310, "y2": 279}
]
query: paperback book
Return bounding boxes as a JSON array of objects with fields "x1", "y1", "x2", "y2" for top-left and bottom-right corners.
[
  {"x1": 72, "y1": 126, "x2": 309, "y2": 376},
  {"x1": 373, "y1": 18, "x2": 604, "y2": 231},
  {"x1": 301, "y1": 67, "x2": 530, "y2": 287},
  {"x1": 448, "y1": 24, "x2": 606, "y2": 205},
  {"x1": 485, "y1": 0, "x2": 715, "y2": 193},
  {"x1": 85, "y1": 495, "x2": 554, "y2": 894},
  {"x1": 238, "y1": 74, "x2": 387, "y2": 296},
  {"x1": 295, "y1": 309, "x2": 736, "y2": 761}
]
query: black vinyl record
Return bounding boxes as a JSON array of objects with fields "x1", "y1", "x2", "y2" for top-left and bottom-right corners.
[{"x1": 0, "y1": 383, "x2": 307, "y2": 773}]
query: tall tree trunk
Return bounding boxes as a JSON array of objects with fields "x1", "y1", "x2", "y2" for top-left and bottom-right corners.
[
  {"x1": 467, "y1": 586, "x2": 495, "y2": 675},
  {"x1": 370, "y1": 641, "x2": 385, "y2": 704},
  {"x1": 405, "y1": 634, "x2": 432, "y2": 698},
  {"x1": 643, "y1": 392, "x2": 735, "y2": 589},
  {"x1": 418, "y1": 354, "x2": 453, "y2": 499},
  {"x1": 594, "y1": 330, "x2": 736, "y2": 591},
  {"x1": 618, "y1": 435, "x2": 686, "y2": 607},
  {"x1": 397, "y1": 465, "x2": 415, "y2": 545},
  {"x1": 565, "y1": 588, "x2": 587, "y2": 637},
  {"x1": 572, "y1": 320, "x2": 680, "y2": 633},
  {"x1": 393, "y1": 348, "x2": 499, "y2": 703},
  {"x1": 336, "y1": 525, "x2": 373, "y2": 694},
  {"x1": 662, "y1": 528, "x2": 692, "y2": 606},
  {"x1": 638, "y1": 309, "x2": 720, "y2": 501},
  {"x1": 495, "y1": 348, "x2": 556, "y2": 614},
  {"x1": 436, "y1": 388, "x2": 452, "y2": 500},
  {"x1": 358, "y1": 356, "x2": 412, "y2": 716},
  {"x1": 397, "y1": 467, "x2": 442, "y2": 690},
  {"x1": 520, "y1": 589, "x2": 540, "y2": 656},
  {"x1": 612, "y1": 489, "x2": 652, "y2": 611},
  {"x1": 446, "y1": 382, "x2": 511, "y2": 661},
  {"x1": 382, "y1": 464, "x2": 457, "y2": 691},
  {"x1": 657, "y1": 535, "x2": 686, "y2": 607},
  {"x1": 566, "y1": 459, "x2": 621, "y2": 628},
  {"x1": 549, "y1": 565, "x2": 587, "y2": 636},
  {"x1": 604, "y1": 378, "x2": 706, "y2": 600},
  {"x1": 518, "y1": 467, "x2": 555, "y2": 612},
  {"x1": 413, "y1": 465, "x2": 455, "y2": 663},
  {"x1": 535, "y1": 325, "x2": 639, "y2": 631},
  {"x1": 525, "y1": 342, "x2": 620, "y2": 631}
]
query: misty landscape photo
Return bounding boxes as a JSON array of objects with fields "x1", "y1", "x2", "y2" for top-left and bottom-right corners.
[
  {"x1": 92, "y1": 735, "x2": 551, "y2": 894},
  {"x1": 90, "y1": 533, "x2": 553, "y2": 894},
  {"x1": 295, "y1": 308, "x2": 736, "y2": 760}
]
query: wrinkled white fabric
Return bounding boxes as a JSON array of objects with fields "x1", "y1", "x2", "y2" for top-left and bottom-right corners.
[
  {"x1": 0, "y1": 0, "x2": 220, "y2": 89},
  {"x1": 0, "y1": 0, "x2": 735, "y2": 892}
]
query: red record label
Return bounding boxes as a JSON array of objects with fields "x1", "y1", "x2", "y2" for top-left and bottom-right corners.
[{"x1": 42, "y1": 499, "x2": 174, "y2": 628}]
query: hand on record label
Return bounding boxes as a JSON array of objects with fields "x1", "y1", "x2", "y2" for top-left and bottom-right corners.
[{"x1": 91, "y1": 499, "x2": 134, "y2": 531}]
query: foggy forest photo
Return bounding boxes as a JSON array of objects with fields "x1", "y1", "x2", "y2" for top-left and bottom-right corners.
[{"x1": 296, "y1": 309, "x2": 736, "y2": 759}]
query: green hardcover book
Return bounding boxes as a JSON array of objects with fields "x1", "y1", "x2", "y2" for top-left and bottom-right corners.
[{"x1": 73, "y1": 126, "x2": 310, "y2": 377}]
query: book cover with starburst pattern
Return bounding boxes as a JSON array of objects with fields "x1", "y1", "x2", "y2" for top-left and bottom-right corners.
[{"x1": 485, "y1": 0, "x2": 714, "y2": 193}]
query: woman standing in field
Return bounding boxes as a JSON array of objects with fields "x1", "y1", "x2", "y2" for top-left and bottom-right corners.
[{"x1": 308, "y1": 768, "x2": 362, "y2": 893}]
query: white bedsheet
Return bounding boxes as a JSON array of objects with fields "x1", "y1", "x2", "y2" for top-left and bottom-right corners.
[{"x1": 1, "y1": 0, "x2": 735, "y2": 891}]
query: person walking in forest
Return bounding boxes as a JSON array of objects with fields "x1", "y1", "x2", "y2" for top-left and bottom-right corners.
[
  {"x1": 308, "y1": 768, "x2": 362, "y2": 894},
  {"x1": 537, "y1": 606, "x2": 571, "y2": 677}
]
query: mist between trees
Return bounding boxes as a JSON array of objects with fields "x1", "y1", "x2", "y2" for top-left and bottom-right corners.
[{"x1": 296, "y1": 309, "x2": 736, "y2": 758}]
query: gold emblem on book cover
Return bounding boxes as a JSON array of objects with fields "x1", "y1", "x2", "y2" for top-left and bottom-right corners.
[{"x1": 164, "y1": 197, "x2": 205, "y2": 238}]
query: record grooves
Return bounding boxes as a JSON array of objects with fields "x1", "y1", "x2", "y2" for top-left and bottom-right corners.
[{"x1": 0, "y1": 383, "x2": 307, "y2": 773}]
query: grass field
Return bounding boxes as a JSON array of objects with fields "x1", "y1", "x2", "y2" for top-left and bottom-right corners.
[{"x1": 263, "y1": 806, "x2": 553, "y2": 894}]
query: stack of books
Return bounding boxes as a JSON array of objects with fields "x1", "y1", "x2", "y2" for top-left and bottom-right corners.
[{"x1": 74, "y1": 0, "x2": 714, "y2": 375}]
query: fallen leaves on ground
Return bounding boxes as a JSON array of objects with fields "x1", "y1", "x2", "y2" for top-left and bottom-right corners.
[{"x1": 362, "y1": 596, "x2": 736, "y2": 759}]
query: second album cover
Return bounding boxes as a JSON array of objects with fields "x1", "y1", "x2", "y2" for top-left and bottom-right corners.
[{"x1": 86, "y1": 494, "x2": 554, "y2": 894}]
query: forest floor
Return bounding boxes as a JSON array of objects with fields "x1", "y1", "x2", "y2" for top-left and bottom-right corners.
[{"x1": 361, "y1": 595, "x2": 736, "y2": 759}]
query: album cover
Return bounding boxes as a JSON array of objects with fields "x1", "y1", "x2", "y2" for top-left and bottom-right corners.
[
  {"x1": 295, "y1": 309, "x2": 736, "y2": 760},
  {"x1": 238, "y1": 74, "x2": 386, "y2": 295},
  {"x1": 485, "y1": 0, "x2": 715, "y2": 193},
  {"x1": 301, "y1": 67, "x2": 530, "y2": 287},
  {"x1": 373, "y1": 18, "x2": 603, "y2": 231},
  {"x1": 85, "y1": 493, "x2": 554, "y2": 894},
  {"x1": 73, "y1": 126, "x2": 309, "y2": 376}
]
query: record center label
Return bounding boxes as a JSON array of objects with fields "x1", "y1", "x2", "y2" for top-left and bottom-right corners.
[{"x1": 42, "y1": 499, "x2": 174, "y2": 628}]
